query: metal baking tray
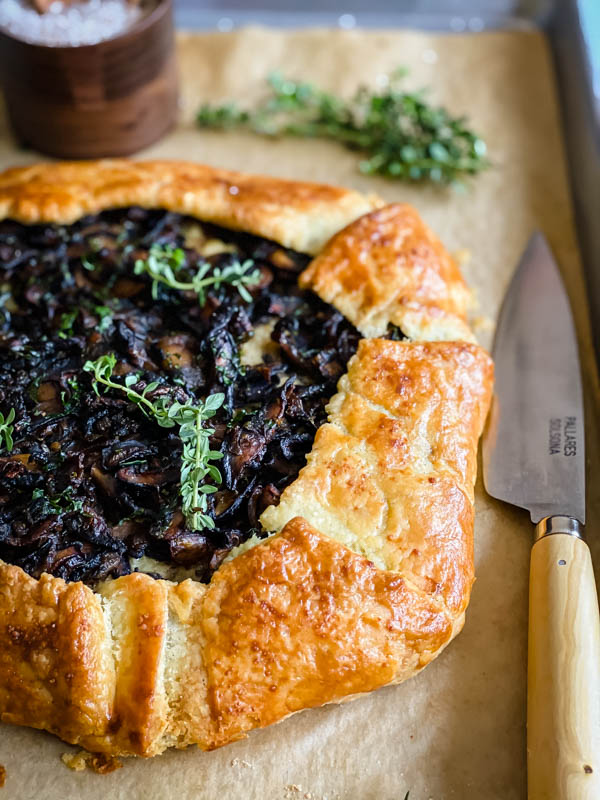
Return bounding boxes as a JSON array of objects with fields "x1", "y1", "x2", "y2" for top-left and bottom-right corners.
[{"x1": 174, "y1": 0, "x2": 600, "y2": 370}]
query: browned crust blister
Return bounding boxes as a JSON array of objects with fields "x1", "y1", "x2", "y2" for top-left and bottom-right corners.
[{"x1": 0, "y1": 161, "x2": 493, "y2": 758}]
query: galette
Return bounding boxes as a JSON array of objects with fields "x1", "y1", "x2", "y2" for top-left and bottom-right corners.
[{"x1": 0, "y1": 161, "x2": 493, "y2": 757}]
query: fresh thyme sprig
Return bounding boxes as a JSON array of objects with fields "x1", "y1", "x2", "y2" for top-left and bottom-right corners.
[
  {"x1": 0, "y1": 407, "x2": 15, "y2": 452},
  {"x1": 134, "y1": 244, "x2": 261, "y2": 304},
  {"x1": 197, "y1": 70, "x2": 488, "y2": 185},
  {"x1": 172, "y1": 394, "x2": 224, "y2": 531},
  {"x1": 84, "y1": 353, "x2": 171, "y2": 422},
  {"x1": 83, "y1": 354, "x2": 224, "y2": 531}
]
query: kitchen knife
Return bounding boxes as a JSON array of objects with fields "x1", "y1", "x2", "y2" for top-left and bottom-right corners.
[{"x1": 482, "y1": 232, "x2": 600, "y2": 800}]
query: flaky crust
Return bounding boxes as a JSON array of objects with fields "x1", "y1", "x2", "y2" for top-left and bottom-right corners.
[
  {"x1": 0, "y1": 161, "x2": 493, "y2": 758},
  {"x1": 300, "y1": 204, "x2": 475, "y2": 341},
  {"x1": 261, "y1": 340, "x2": 493, "y2": 616},
  {"x1": 0, "y1": 341, "x2": 492, "y2": 756},
  {"x1": 0, "y1": 162, "x2": 473, "y2": 343},
  {"x1": 0, "y1": 518, "x2": 455, "y2": 756},
  {"x1": 0, "y1": 160, "x2": 381, "y2": 256}
]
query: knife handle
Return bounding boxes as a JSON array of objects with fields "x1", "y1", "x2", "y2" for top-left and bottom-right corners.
[{"x1": 528, "y1": 531, "x2": 600, "y2": 799}]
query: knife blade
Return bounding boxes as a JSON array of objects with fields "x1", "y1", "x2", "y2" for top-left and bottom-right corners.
[
  {"x1": 482, "y1": 231, "x2": 585, "y2": 524},
  {"x1": 482, "y1": 232, "x2": 600, "y2": 800}
]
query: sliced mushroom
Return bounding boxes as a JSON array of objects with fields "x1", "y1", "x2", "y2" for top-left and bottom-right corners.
[
  {"x1": 168, "y1": 532, "x2": 210, "y2": 566},
  {"x1": 112, "y1": 278, "x2": 144, "y2": 298},
  {"x1": 91, "y1": 466, "x2": 119, "y2": 498},
  {"x1": 157, "y1": 334, "x2": 195, "y2": 370},
  {"x1": 268, "y1": 248, "x2": 298, "y2": 271},
  {"x1": 117, "y1": 467, "x2": 178, "y2": 487},
  {"x1": 36, "y1": 381, "x2": 62, "y2": 415},
  {"x1": 102, "y1": 440, "x2": 156, "y2": 470}
]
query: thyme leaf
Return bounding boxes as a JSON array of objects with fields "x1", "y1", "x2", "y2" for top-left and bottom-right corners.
[
  {"x1": 57, "y1": 308, "x2": 78, "y2": 339},
  {"x1": 134, "y1": 244, "x2": 261, "y2": 305},
  {"x1": 94, "y1": 305, "x2": 114, "y2": 334},
  {"x1": 0, "y1": 407, "x2": 15, "y2": 452},
  {"x1": 197, "y1": 70, "x2": 488, "y2": 185},
  {"x1": 83, "y1": 354, "x2": 224, "y2": 531},
  {"x1": 31, "y1": 486, "x2": 83, "y2": 515},
  {"x1": 60, "y1": 376, "x2": 82, "y2": 412},
  {"x1": 81, "y1": 256, "x2": 97, "y2": 272}
]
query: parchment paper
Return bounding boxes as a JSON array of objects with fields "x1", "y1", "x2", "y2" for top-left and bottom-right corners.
[{"x1": 1, "y1": 26, "x2": 599, "y2": 800}]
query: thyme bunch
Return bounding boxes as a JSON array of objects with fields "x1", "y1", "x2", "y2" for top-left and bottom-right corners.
[
  {"x1": 134, "y1": 244, "x2": 260, "y2": 304},
  {"x1": 0, "y1": 407, "x2": 15, "y2": 452},
  {"x1": 197, "y1": 70, "x2": 488, "y2": 185},
  {"x1": 83, "y1": 354, "x2": 224, "y2": 531}
]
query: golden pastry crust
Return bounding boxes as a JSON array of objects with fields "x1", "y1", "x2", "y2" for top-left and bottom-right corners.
[
  {"x1": 261, "y1": 339, "x2": 493, "y2": 617},
  {"x1": 0, "y1": 160, "x2": 381, "y2": 256},
  {"x1": 0, "y1": 518, "x2": 455, "y2": 757},
  {"x1": 300, "y1": 204, "x2": 475, "y2": 341},
  {"x1": 198, "y1": 516, "x2": 455, "y2": 750},
  {"x1": 0, "y1": 341, "x2": 492, "y2": 757},
  {"x1": 0, "y1": 160, "x2": 493, "y2": 758},
  {"x1": 0, "y1": 562, "x2": 114, "y2": 743},
  {"x1": 0, "y1": 162, "x2": 473, "y2": 341}
]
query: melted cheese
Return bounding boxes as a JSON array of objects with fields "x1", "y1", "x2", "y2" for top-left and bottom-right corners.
[
  {"x1": 200, "y1": 238, "x2": 239, "y2": 257},
  {"x1": 183, "y1": 222, "x2": 239, "y2": 257},
  {"x1": 129, "y1": 556, "x2": 201, "y2": 583},
  {"x1": 239, "y1": 320, "x2": 279, "y2": 366}
]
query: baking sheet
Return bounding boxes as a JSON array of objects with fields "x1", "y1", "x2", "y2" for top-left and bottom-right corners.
[{"x1": 1, "y1": 26, "x2": 599, "y2": 800}]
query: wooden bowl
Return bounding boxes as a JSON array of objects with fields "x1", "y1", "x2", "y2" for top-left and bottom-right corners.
[{"x1": 0, "y1": 0, "x2": 178, "y2": 159}]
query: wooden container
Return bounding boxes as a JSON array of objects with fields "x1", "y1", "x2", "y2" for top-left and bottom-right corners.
[{"x1": 0, "y1": 0, "x2": 178, "y2": 159}]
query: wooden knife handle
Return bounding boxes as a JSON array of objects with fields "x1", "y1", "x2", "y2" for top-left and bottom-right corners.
[{"x1": 528, "y1": 532, "x2": 600, "y2": 799}]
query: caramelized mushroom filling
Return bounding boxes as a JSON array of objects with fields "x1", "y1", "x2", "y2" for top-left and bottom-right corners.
[{"x1": 0, "y1": 207, "x2": 371, "y2": 585}]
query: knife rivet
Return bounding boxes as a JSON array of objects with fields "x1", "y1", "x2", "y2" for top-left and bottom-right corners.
[
  {"x1": 584, "y1": 765, "x2": 593, "y2": 774},
  {"x1": 558, "y1": 559, "x2": 567, "y2": 565}
]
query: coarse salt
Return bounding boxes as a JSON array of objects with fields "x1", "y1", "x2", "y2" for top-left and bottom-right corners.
[{"x1": 0, "y1": 0, "x2": 149, "y2": 47}]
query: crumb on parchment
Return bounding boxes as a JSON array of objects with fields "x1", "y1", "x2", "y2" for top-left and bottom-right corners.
[
  {"x1": 283, "y1": 784, "x2": 337, "y2": 800},
  {"x1": 230, "y1": 758, "x2": 254, "y2": 769},
  {"x1": 0, "y1": 764, "x2": 6, "y2": 788},
  {"x1": 471, "y1": 314, "x2": 494, "y2": 334},
  {"x1": 61, "y1": 751, "x2": 123, "y2": 775},
  {"x1": 452, "y1": 248, "x2": 471, "y2": 269}
]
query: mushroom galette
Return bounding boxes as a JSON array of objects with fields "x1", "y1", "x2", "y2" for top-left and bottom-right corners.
[{"x1": 0, "y1": 161, "x2": 492, "y2": 757}]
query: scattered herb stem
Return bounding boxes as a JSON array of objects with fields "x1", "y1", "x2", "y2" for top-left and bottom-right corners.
[
  {"x1": 134, "y1": 243, "x2": 261, "y2": 304},
  {"x1": 197, "y1": 70, "x2": 488, "y2": 185},
  {"x1": 85, "y1": 353, "x2": 162, "y2": 420},
  {"x1": 83, "y1": 354, "x2": 224, "y2": 531},
  {"x1": 0, "y1": 407, "x2": 15, "y2": 452},
  {"x1": 191, "y1": 412, "x2": 206, "y2": 526}
]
